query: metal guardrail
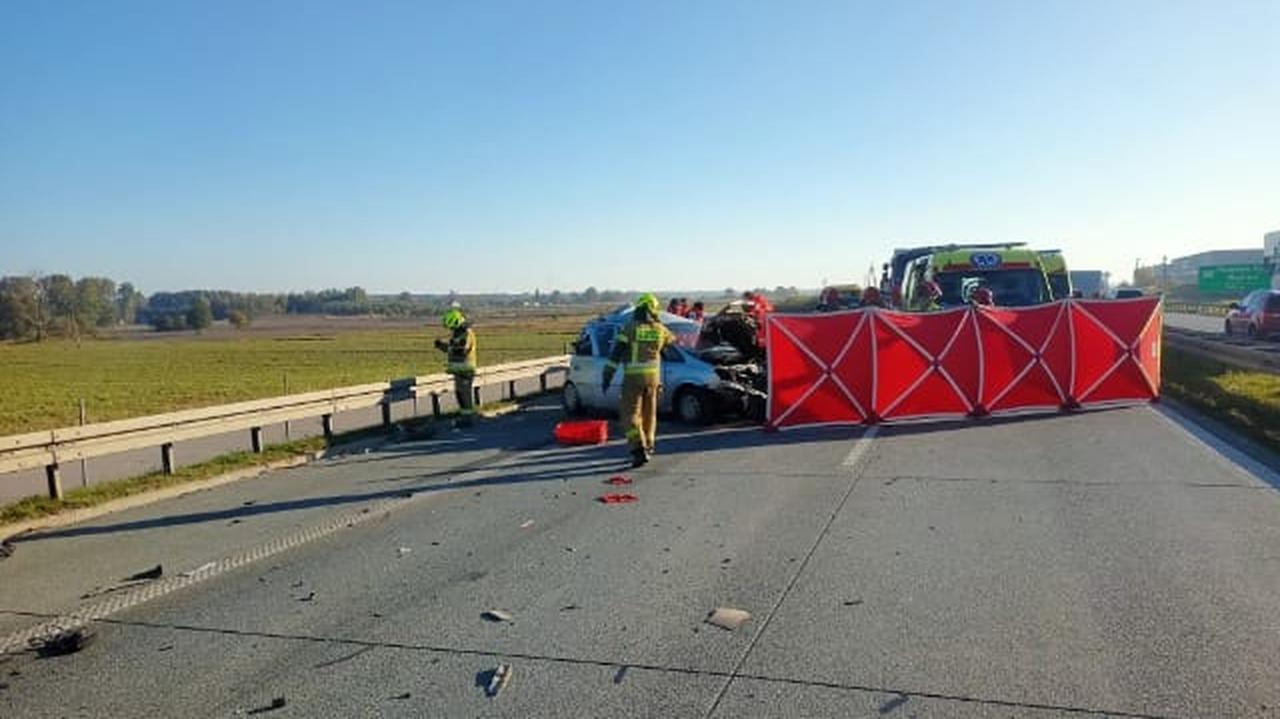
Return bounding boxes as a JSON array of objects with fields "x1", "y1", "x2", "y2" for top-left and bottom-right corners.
[
  {"x1": 1163, "y1": 329, "x2": 1279, "y2": 375},
  {"x1": 1165, "y1": 302, "x2": 1232, "y2": 317},
  {"x1": 0, "y1": 356, "x2": 569, "y2": 499}
]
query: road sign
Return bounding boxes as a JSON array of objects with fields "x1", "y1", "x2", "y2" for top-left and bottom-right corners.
[{"x1": 1197, "y1": 264, "x2": 1271, "y2": 293}]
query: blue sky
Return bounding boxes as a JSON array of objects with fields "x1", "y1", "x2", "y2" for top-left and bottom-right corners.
[{"x1": 2, "y1": 0, "x2": 1277, "y2": 294}]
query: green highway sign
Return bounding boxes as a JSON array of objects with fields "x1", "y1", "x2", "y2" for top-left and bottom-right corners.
[{"x1": 1197, "y1": 264, "x2": 1271, "y2": 293}]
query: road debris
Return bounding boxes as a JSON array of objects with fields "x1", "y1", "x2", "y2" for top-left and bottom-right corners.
[
  {"x1": 559, "y1": 604, "x2": 578, "y2": 612},
  {"x1": 125, "y1": 565, "x2": 164, "y2": 581},
  {"x1": 598, "y1": 493, "x2": 639, "y2": 504},
  {"x1": 33, "y1": 627, "x2": 96, "y2": 657},
  {"x1": 843, "y1": 599, "x2": 864, "y2": 607},
  {"x1": 481, "y1": 609, "x2": 514, "y2": 623},
  {"x1": 879, "y1": 693, "x2": 909, "y2": 714},
  {"x1": 605, "y1": 475, "x2": 633, "y2": 486},
  {"x1": 396, "y1": 547, "x2": 412, "y2": 557},
  {"x1": 519, "y1": 519, "x2": 535, "y2": 529},
  {"x1": 485, "y1": 664, "x2": 513, "y2": 697},
  {"x1": 179, "y1": 561, "x2": 217, "y2": 578},
  {"x1": 247, "y1": 696, "x2": 288, "y2": 714},
  {"x1": 391, "y1": 692, "x2": 411, "y2": 700},
  {"x1": 613, "y1": 666, "x2": 629, "y2": 684},
  {"x1": 706, "y1": 607, "x2": 751, "y2": 631},
  {"x1": 298, "y1": 591, "x2": 316, "y2": 602}
]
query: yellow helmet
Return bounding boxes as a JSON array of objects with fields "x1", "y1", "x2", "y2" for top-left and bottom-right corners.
[
  {"x1": 634, "y1": 293, "x2": 660, "y2": 314},
  {"x1": 442, "y1": 309, "x2": 466, "y2": 329}
]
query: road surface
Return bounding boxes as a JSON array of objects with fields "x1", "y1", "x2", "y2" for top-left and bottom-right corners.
[
  {"x1": 1, "y1": 400, "x2": 1279, "y2": 718},
  {"x1": 1165, "y1": 312, "x2": 1225, "y2": 335}
]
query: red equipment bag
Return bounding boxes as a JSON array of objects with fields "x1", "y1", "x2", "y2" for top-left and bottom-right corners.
[{"x1": 554, "y1": 420, "x2": 609, "y2": 445}]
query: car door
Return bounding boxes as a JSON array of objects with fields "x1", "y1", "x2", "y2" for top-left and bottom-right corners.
[
  {"x1": 1230, "y1": 293, "x2": 1253, "y2": 332},
  {"x1": 596, "y1": 324, "x2": 622, "y2": 411},
  {"x1": 568, "y1": 329, "x2": 598, "y2": 407}
]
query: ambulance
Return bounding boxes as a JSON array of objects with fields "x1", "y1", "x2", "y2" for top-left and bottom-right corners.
[{"x1": 901, "y1": 247, "x2": 1055, "y2": 309}]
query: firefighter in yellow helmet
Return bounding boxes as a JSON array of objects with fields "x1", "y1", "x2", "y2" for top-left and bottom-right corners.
[
  {"x1": 602, "y1": 293, "x2": 676, "y2": 467},
  {"x1": 434, "y1": 308, "x2": 477, "y2": 426}
]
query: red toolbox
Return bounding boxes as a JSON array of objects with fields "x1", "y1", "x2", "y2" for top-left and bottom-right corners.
[{"x1": 554, "y1": 420, "x2": 609, "y2": 445}]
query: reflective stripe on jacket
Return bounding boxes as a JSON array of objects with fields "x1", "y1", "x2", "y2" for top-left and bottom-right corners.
[
  {"x1": 446, "y1": 326, "x2": 477, "y2": 376},
  {"x1": 607, "y1": 319, "x2": 675, "y2": 377}
]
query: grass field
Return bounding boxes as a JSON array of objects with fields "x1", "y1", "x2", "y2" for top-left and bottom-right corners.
[
  {"x1": 1161, "y1": 347, "x2": 1280, "y2": 453},
  {"x1": 0, "y1": 310, "x2": 591, "y2": 436}
]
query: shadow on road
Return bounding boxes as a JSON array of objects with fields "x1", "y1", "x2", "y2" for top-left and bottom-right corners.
[{"x1": 15, "y1": 405, "x2": 1136, "y2": 543}]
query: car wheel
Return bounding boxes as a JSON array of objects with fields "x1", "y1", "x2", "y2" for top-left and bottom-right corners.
[
  {"x1": 562, "y1": 381, "x2": 584, "y2": 416},
  {"x1": 674, "y1": 387, "x2": 711, "y2": 425},
  {"x1": 1224, "y1": 319, "x2": 1233, "y2": 336}
]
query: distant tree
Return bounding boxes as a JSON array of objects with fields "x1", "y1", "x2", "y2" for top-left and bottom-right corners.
[
  {"x1": 228, "y1": 309, "x2": 250, "y2": 329},
  {"x1": 724, "y1": 287, "x2": 735, "y2": 298},
  {"x1": 582, "y1": 286, "x2": 600, "y2": 303},
  {"x1": 0, "y1": 276, "x2": 39, "y2": 340},
  {"x1": 41, "y1": 274, "x2": 78, "y2": 338},
  {"x1": 549, "y1": 290, "x2": 563, "y2": 304},
  {"x1": 115, "y1": 282, "x2": 144, "y2": 324},
  {"x1": 187, "y1": 297, "x2": 213, "y2": 332},
  {"x1": 76, "y1": 277, "x2": 117, "y2": 329}
]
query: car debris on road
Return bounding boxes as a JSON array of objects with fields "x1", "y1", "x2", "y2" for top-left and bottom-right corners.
[
  {"x1": 598, "y1": 493, "x2": 639, "y2": 504},
  {"x1": 481, "y1": 609, "x2": 514, "y2": 623},
  {"x1": 706, "y1": 607, "x2": 751, "y2": 631},
  {"x1": 32, "y1": 626, "x2": 96, "y2": 657},
  {"x1": 485, "y1": 664, "x2": 512, "y2": 697}
]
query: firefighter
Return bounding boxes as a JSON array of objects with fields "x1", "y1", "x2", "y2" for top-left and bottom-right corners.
[
  {"x1": 434, "y1": 308, "x2": 477, "y2": 426},
  {"x1": 971, "y1": 286, "x2": 995, "y2": 306},
  {"x1": 602, "y1": 293, "x2": 675, "y2": 467}
]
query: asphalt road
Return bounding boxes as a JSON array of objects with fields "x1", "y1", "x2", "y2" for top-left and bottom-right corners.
[
  {"x1": 2, "y1": 400, "x2": 1279, "y2": 718},
  {"x1": 1165, "y1": 312, "x2": 1225, "y2": 334}
]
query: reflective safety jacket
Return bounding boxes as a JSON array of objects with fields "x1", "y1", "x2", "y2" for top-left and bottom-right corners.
[
  {"x1": 438, "y1": 325, "x2": 477, "y2": 376},
  {"x1": 607, "y1": 318, "x2": 675, "y2": 379}
]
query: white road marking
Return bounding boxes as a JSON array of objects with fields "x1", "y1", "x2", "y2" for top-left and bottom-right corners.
[
  {"x1": 841, "y1": 425, "x2": 879, "y2": 467},
  {"x1": 1150, "y1": 404, "x2": 1280, "y2": 490}
]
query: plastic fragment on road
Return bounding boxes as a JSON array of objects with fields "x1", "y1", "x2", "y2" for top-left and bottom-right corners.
[
  {"x1": 486, "y1": 664, "x2": 513, "y2": 697},
  {"x1": 605, "y1": 475, "x2": 633, "y2": 486},
  {"x1": 124, "y1": 565, "x2": 164, "y2": 581},
  {"x1": 298, "y1": 591, "x2": 316, "y2": 602},
  {"x1": 519, "y1": 519, "x2": 535, "y2": 529},
  {"x1": 247, "y1": 696, "x2": 288, "y2": 715},
  {"x1": 598, "y1": 493, "x2": 639, "y2": 504},
  {"x1": 396, "y1": 547, "x2": 412, "y2": 557},
  {"x1": 706, "y1": 607, "x2": 752, "y2": 631},
  {"x1": 481, "y1": 609, "x2": 514, "y2": 623},
  {"x1": 554, "y1": 420, "x2": 609, "y2": 445},
  {"x1": 32, "y1": 627, "x2": 96, "y2": 657}
]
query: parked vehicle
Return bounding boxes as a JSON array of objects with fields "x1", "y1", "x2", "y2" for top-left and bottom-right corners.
[
  {"x1": 563, "y1": 307, "x2": 764, "y2": 423},
  {"x1": 885, "y1": 242, "x2": 1025, "y2": 308},
  {"x1": 1224, "y1": 290, "x2": 1280, "y2": 338},
  {"x1": 1038, "y1": 250, "x2": 1071, "y2": 300},
  {"x1": 1113, "y1": 288, "x2": 1144, "y2": 299}
]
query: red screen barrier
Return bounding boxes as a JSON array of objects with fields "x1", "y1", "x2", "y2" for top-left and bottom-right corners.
[{"x1": 766, "y1": 298, "x2": 1162, "y2": 429}]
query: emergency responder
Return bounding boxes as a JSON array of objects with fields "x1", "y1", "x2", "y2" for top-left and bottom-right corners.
[
  {"x1": 434, "y1": 308, "x2": 477, "y2": 426},
  {"x1": 913, "y1": 280, "x2": 943, "y2": 311},
  {"x1": 602, "y1": 294, "x2": 675, "y2": 467},
  {"x1": 860, "y1": 286, "x2": 885, "y2": 308},
  {"x1": 667, "y1": 298, "x2": 681, "y2": 315},
  {"x1": 971, "y1": 286, "x2": 995, "y2": 306},
  {"x1": 688, "y1": 301, "x2": 706, "y2": 323}
]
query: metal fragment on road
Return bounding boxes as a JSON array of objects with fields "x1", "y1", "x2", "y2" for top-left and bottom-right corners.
[
  {"x1": 486, "y1": 664, "x2": 512, "y2": 697},
  {"x1": 706, "y1": 607, "x2": 751, "y2": 631},
  {"x1": 33, "y1": 627, "x2": 96, "y2": 657},
  {"x1": 481, "y1": 609, "x2": 514, "y2": 623},
  {"x1": 396, "y1": 547, "x2": 412, "y2": 557},
  {"x1": 247, "y1": 696, "x2": 287, "y2": 715},
  {"x1": 605, "y1": 475, "x2": 632, "y2": 485},
  {"x1": 519, "y1": 519, "x2": 535, "y2": 529}
]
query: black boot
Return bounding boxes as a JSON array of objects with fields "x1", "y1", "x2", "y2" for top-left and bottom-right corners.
[{"x1": 630, "y1": 448, "x2": 649, "y2": 468}]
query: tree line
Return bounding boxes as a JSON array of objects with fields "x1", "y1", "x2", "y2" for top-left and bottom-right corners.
[{"x1": 0, "y1": 274, "x2": 679, "y2": 341}]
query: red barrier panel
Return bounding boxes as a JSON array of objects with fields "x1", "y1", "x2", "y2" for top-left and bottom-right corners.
[{"x1": 766, "y1": 298, "x2": 1161, "y2": 429}]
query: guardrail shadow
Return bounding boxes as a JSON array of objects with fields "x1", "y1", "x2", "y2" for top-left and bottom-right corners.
[{"x1": 16, "y1": 405, "x2": 1141, "y2": 543}]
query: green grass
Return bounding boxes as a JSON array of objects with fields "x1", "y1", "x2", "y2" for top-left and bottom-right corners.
[
  {"x1": 0, "y1": 313, "x2": 585, "y2": 435},
  {"x1": 1162, "y1": 347, "x2": 1280, "y2": 453},
  {"x1": 0, "y1": 437, "x2": 326, "y2": 525}
]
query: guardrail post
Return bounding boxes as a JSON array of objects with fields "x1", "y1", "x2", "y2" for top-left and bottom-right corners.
[
  {"x1": 473, "y1": 385, "x2": 482, "y2": 408},
  {"x1": 539, "y1": 372, "x2": 548, "y2": 394},
  {"x1": 161, "y1": 443, "x2": 176, "y2": 475},
  {"x1": 507, "y1": 379, "x2": 517, "y2": 400},
  {"x1": 250, "y1": 427, "x2": 264, "y2": 453},
  {"x1": 322, "y1": 413, "x2": 334, "y2": 441},
  {"x1": 431, "y1": 393, "x2": 441, "y2": 418},
  {"x1": 381, "y1": 400, "x2": 393, "y2": 428},
  {"x1": 46, "y1": 463, "x2": 63, "y2": 499}
]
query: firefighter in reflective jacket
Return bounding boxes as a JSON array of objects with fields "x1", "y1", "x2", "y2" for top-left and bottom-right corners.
[
  {"x1": 602, "y1": 294, "x2": 676, "y2": 467},
  {"x1": 434, "y1": 309, "x2": 477, "y2": 426}
]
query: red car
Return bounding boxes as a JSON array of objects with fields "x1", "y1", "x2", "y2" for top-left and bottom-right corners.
[{"x1": 1224, "y1": 289, "x2": 1280, "y2": 339}]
